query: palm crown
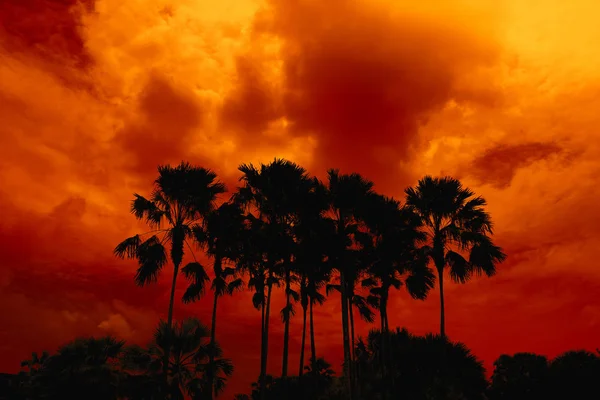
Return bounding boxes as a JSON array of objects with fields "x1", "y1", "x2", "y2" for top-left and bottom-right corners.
[{"x1": 405, "y1": 176, "x2": 506, "y2": 337}]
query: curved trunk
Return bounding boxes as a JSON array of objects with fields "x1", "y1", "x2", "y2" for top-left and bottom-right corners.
[
  {"x1": 309, "y1": 298, "x2": 318, "y2": 398},
  {"x1": 260, "y1": 275, "x2": 274, "y2": 400},
  {"x1": 208, "y1": 292, "x2": 219, "y2": 400},
  {"x1": 163, "y1": 260, "x2": 180, "y2": 397},
  {"x1": 299, "y1": 302, "x2": 308, "y2": 376},
  {"x1": 309, "y1": 298, "x2": 317, "y2": 367},
  {"x1": 259, "y1": 282, "x2": 266, "y2": 400},
  {"x1": 438, "y1": 265, "x2": 445, "y2": 339},
  {"x1": 380, "y1": 290, "x2": 393, "y2": 400},
  {"x1": 282, "y1": 268, "x2": 291, "y2": 378},
  {"x1": 349, "y1": 292, "x2": 356, "y2": 363},
  {"x1": 207, "y1": 256, "x2": 223, "y2": 400},
  {"x1": 380, "y1": 297, "x2": 386, "y2": 383},
  {"x1": 384, "y1": 292, "x2": 395, "y2": 396},
  {"x1": 340, "y1": 271, "x2": 353, "y2": 400}
]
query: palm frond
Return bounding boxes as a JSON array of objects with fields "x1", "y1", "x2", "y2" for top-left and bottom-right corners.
[
  {"x1": 131, "y1": 194, "x2": 164, "y2": 227},
  {"x1": 446, "y1": 250, "x2": 470, "y2": 284},
  {"x1": 280, "y1": 303, "x2": 296, "y2": 322},
  {"x1": 469, "y1": 237, "x2": 506, "y2": 277},
  {"x1": 181, "y1": 262, "x2": 210, "y2": 303},
  {"x1": 114, "y1": 235, "x2": 141, "y2": 259},
  {"x1": 287, "y1": 287, "x2": 300, "y2": 302},
  {"x1": 134, "y1": 236, "x2": 168, "y2": 286},
  {"x1": 326, "y1": 284, "x2": 340, "y2": 296},
  {"x1": 226, "y1": 278, "x2": 245, "y2": 295}
]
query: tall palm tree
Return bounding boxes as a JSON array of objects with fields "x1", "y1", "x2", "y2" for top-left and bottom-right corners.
[
  {"x1": 298, "y1": 265, "x2": 330, "y2": 376},
  {"x1": 182, "y1": 201, "x2": 245, "y2": 399},
  {"x1": 122, "y1": 318, "x2": 233, "y2": 399},
  {"x1": 235, "y1": 159, "x2": 312, "y2": 391},
  {"x1": 361, "y1": 195, "x2": 435, "y2": 395},
  {"x1": 293, "y1": 178, "x2": 333, "y2": 376},
  {"x1": 236, "y1": 213, "x2": 281, "y2": 400},
  {"x1": 114, "y1": 162, "x2": 226, "y2": 386},
  {"x1": 326, "y1": 169, "x2": 375, "y2": 399},
  {"x1": 405, "y1": 176, "x2": 506, "y2": 338}
]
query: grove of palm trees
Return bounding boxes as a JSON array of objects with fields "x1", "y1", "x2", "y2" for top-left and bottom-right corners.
[{"x1": 4, "y1": 159, "x2": 600, "y2": 400}]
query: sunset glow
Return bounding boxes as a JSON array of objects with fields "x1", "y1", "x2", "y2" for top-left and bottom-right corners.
[{"x1": 2, "y1": 0, "x2": 600, "y2": 397}]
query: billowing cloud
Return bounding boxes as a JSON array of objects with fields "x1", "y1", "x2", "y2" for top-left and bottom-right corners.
[{"x1": 2, "y1": 0, "x2": 600, "y2": 397}]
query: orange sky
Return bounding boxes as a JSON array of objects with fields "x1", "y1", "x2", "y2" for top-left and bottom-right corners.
[{"x1": 2, "y1": 0, "x2": 600, "y2": 396}]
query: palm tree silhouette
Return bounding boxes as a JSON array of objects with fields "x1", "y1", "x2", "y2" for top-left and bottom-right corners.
[
  {"x1": 325, "y1": 169, "x2": 375, "y2": 399},
  {"x1": 235, "y1": 213, "x2": 279, "y2": 400},
  {"x1": 405, "y1": 176, "x2": 506, "y2": 338},
  {"x1": 293, "y1": 178, "x2": 333, "y2": 376},
  {"x1": 114, "y1": 162, "x2": 226, "y2": 387},
  {"x1": 360, "y1": 194, "x2": 435, "y2": 394},
  {"x1": 122, "y1": 318, "x2": 233, "y2": 399},
  {"x1": 236, "y1": 158, "x2": 312, "y2": 394},
  {"x1": 182, "y1": 201, "x2": 245, "y2": 399}
]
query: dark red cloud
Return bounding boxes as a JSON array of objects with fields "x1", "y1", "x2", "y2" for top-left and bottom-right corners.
[
  {"x1": 468, "y1": 142, "x2": 566, "y2": 187},
  {"x1": 222, "y1": 0, "x2": 503, "y2": 189},
  {"x1": 0, "y1": 0, "x2": 93, "y2": 64}
]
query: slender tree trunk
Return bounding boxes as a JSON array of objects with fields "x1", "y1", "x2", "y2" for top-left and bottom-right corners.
[
  {"x1": 299, "y1": 302, "x2": 308, "y2": 376},
  {"x1": 259, "y1": 286, "x2": 266, "y2": 397},
  {"x1": 349, "y1": 294, "x2": 356, "y2": 363},
  {"x1": 380, "y1": 302, "x2": 386, "y2": 392},
  {"x1": 340, "y1": 272, "x2": 353, "y2": 400},
  {"x1": 282, "y1": 268, "x2": 291, "y2": 378},
  {"x1": 383, "y1": 294, "x2": 395, "y2": 396},
  {"x1": 208, "y1": 290, "x2": 219, "y2": 400},
  {"x1": 260, "y1": 277, "x2": 274, "y2": 400},
  {"x1": 349, "y1": 287, "x2": 360, "y2": 397},
  {"x1": 384, "y1": 312, "x2": 389, "y2": 332},
  {"x1": 309, "y1": 298, "x2": 317, "y2": 367},
  {"x1": 438, "y1": 265, "x2": 445, "y2": 339},
  {"x1": 207, "y1": 256, "x2": 223, "y2": 400},
  {"x1": 163, "y1": 261, "x2": 180, "y2": 398},
  {"x1": 380, "y1": 295, "x2": 391, "y2": 400}
]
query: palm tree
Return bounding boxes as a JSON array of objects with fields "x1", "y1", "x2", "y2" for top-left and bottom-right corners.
[
  {"x1": 325, "y1": 169, "x2": 375, "y2": 399},
  {"x1": 299, "y1": 264, "x2": 330, "y2": 376},
  {"x1": 182, "y1": 201, "x2": 245, "y2": 399},
  {"x1": 293, "y1": 178, "x2": 333, "y2": 376},
  {"x1": 114, "y1": 162, "x2": 226, "y2": 385},
  {"x1": 360, "y1": 195, "x2": 435, "y2": 390},
  {"x1": 405, "y1": 176, "x2": 506, "y2": 338},
  {"x1": 236, "y1": 213, "x2": 281, "y2": 400},
  {"x1": 122, "y1": 318, "x2": 233, "y2": 399},
  {"x1": 235, "y1": 159, "x2": 312, "y2": 393}
]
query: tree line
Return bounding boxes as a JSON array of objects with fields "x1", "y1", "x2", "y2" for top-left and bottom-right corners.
[
  {"x1": 7, "y1": 326, "x2": 600, "y2": 399},
  {"x1": 5, "y1": 158, "x2": 594, "y2": 399}
]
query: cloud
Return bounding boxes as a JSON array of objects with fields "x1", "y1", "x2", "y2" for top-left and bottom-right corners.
[
  {"x1": 468, "y1": 142, "x2": 566, "y2": 188},
  {"x1": 221, "y1": 0, "x2": 505, "y2": 189}
]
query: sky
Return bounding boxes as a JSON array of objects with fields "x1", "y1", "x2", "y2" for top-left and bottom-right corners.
[{"x1": 1, "y1": 0, "x2": 600, "y2": 396}]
